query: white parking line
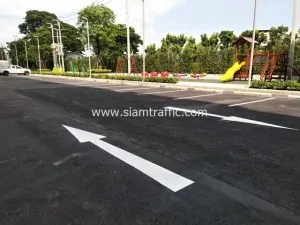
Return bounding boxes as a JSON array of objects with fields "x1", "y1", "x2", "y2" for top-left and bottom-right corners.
[
  {"x1": 53, "y1": 153, "x2": 86, "y2": 166},
  {"x1": 102, "y1": 85, "x2": 132, "y2": 89},
  {"x1": 176, "y1": 93, "x2": 222, "y2": 100},
  {"x1": 117, "y1": 87, "x2": 152, "y2": 92},
  {"x1": 229, "y1": 97, "x2": 276, "y2": 107},
  {"x1": 0, "y1": 158, "x2": 16, "y2": 165},
  {"x1": 288, "y1": 95, "x2": 300, "y2": 99},
  {"x1": 139, "y1": 89, "x2": 186, "y2": 95}
]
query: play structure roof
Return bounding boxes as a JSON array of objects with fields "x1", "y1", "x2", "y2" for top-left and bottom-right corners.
[{"x1": 234, "y1": 37, "x2": 259, "y2": 46}]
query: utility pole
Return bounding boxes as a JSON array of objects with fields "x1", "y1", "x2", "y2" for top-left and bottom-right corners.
[
  {"x1": 13, "y1": 44, "x2": 19, "y2": 65},
  {"x1": 288, "y1": 0, "x2": 298, "y2": 80},
  {"x1": 23, "y1": 40, "x2": 29, "y2": 69},
  {"x1": 48, "y1": 23, "x2": 57, "y2": 68},
  {"x1": 56, "y1": 20, "x2": 65, "y2": 72},
  {"x1": 248, "y1": 0, "x2": 257, "y2": 87},
  {"x1": 83, "y1": 17, "x2": 92, "y2": 78},
  {"x1": 34, "y1": 36, "x2": 41, "y2": 74},
  {"x1": 142, "y1": 0, "x2": 146, "y2": 81},
  {"x1": 126, "y1": 0, "x2": 131, "y2": 76},
  {"x1": 56, "y1": 29, "x2": 62, "y2": 69}
]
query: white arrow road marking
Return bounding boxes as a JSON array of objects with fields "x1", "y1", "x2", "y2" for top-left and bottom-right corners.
[
  {"x1": 63, "y1": 125, "x2": 194, "y2": 192},
  {"x1": 164, "y1": 106, "x2": 298, "y2": 130}
]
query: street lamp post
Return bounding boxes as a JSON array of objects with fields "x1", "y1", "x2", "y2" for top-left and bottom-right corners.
[
  {"x1": 288, "y1": 0, "x2": 298, "y2": 80},
  {"x1": 126, "y1": 0, "x2": 131, "y2": 76},
  {"x1": 34, "y1": 36, "x2": 42, "y2": 74},
  {"x1": 142, "y1": 0, "x2": 146, "y2": 81},
  {"x1": 13, "y1": 44, "x2": 19, "y2": 65},
  {"x1": 83, "y1": 17, "x2": 92, "y2": 79},
  {"x1": 23, "y1": 40, "x2": 29, "y2": 69},
  {"x1": 248, "y1": 0, "x2": 257, "y2": 87}
]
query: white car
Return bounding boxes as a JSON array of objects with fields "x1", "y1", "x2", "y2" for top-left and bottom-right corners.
[{"x1": 0, "y1": 65, "x2": 31, "y2": 76}]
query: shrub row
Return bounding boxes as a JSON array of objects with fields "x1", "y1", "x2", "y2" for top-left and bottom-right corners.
[
  {"x1": 31, "y1": 71, "x2": 179, "y2": 84},
  {"x1": 250, "y1": 80, "x2": 300, "y2": 91},
  {"x1": 91, "y1": 68, "x2": 112, "y2": 73}
]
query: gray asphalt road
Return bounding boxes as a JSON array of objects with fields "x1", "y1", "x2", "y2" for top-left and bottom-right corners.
[{"x1": 1, "y1": 75, "x2": 300, "y2": 225}]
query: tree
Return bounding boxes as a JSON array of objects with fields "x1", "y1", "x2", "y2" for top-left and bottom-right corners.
[
  {"x1": 219, "y1": 31, "x2": 236, "y2": 67},
  {"x1": 14, "y1": 10, "x2": 82, "y2": 69},
  {"x1": 162, "y1": 34, "x2": 187, "y2": 47},
  {"x1": 145, "y1": 44, "x2": 157, "y2": 72},
  {"x1": 219, "y1": 31, "x2": 235, "y2": 49},
  {"x1": 209, "y1": 33, "x2": 219, "y2": 48},
  {"x1": 180, "y1": 37, "x2": 197, "y2": 73},
  {"x1": 78, "y1": 4, "x2": 116, "y2": 67},
  {"x1": 19, "y1": 10, "x2": 58, "y2": 35},
  {"x1": 267, "y1": 26, "x2": 289, "y2": 52},
  {"x1": 114, "y1": 24, "x2": 142, "y2": 54},
  {"x1": 200, "y1": 34, "x2": 210, "y2": 47},
  {"x1": 0, "y1": 46, "x2": 6, "y2": 60},
  {"x1": 200, "y1": 33, "x2": 219, "y2": 48},
  {"x1": 239, "y1": 30, "x2": 268, "y2": 45}
]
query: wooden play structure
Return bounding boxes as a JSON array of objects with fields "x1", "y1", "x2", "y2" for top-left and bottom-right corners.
[
  {"x1": 115, "y1": 56, "x2": 139, "y2": 74},
  {"x1": 232, "y1": 37, "x2": 300, "y2": 81}
]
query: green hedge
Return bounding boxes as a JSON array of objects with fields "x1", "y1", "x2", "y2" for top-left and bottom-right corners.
[
  {"x1": 31, "y1": 72, "x2": 179, "y2": 84},
  {"x1": 91, "y1": 68, "x2": 112, "y2": 73},
  {"x1": 250, "y1": 80, "x2": 300, "y2": 91}
]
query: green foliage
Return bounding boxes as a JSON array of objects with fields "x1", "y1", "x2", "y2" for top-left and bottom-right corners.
[
  {"x1": 145, "y1": 77, "x2": 178, "y2": 83},
  {"x1": 10, "y1": 10, "x2": 82, "y2": 69},
  {"x1": 78, "y1": 4, "x2": 142, "y2": 69},
  {"x1": 250, "y1": 80, "x2": 300, "y2": 91},
  {"x1": 219, "y1": 31, "x2": 236, "y2": 49},
  {"x1": 18, "y1": 10, "x2": 58, "y2": 34},
  {"x1": 91, "y1": 68, "x2": 112, "y2": 73}
]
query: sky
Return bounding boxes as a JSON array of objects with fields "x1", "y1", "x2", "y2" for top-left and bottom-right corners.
[{"x1": 0, "y1": 0, "x2": 299, "y2": 48}]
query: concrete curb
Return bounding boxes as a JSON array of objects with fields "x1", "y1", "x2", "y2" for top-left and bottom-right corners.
[{"x1": 27, "y1": 74, "x2": 300, "y2": 98}]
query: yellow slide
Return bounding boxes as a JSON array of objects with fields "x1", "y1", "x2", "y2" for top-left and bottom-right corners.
[{"x1": 220, "y1": 61, "x2": 245, "y2": 82}]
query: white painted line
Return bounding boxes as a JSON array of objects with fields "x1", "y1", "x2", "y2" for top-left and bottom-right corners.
[
  {"x1": 233, "y1": 91, "x2": 273, "y2": 97},
  {"x1": 139, "y1": 89, "x2": 186, "y2": 95},
  {"x1": 63, "y1": 125, "x2": 194, "y2": 192},
  {"x1": 194, "y1": 88, "x2": 223, "y2": 93},
  {"x1": 103, "y1": 85, "x2": 132, "y2": 89},
  {"x1": 117, "y1": 87, "x2": 151, "y2": 92},
  {"x1": 176, "y1": 93, "x2": 222, "y2": 100},
  {"x1": 288, "y1": 95, "x2": 300, "y2": 99},
  {"x1": 0, "y1": 158, "x2": 16, "y2": 165},
  {"x1": 53, "y1": 153, "x2": 86, "y2": 166},
  {"x1": 229, "y1": 97, "x2": 276, "y2": 107},
  {"x1": 164, "y1": 106, "x2": 297, "y2": 130}
]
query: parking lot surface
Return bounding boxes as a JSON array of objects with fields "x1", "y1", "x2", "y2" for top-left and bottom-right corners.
[{"x1": 1, "y1": 75, "x2": 300, "y2": 225}]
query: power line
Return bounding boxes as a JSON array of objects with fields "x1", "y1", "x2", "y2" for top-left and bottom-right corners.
[
  {"x1": 61, "y1": 16, "x2": 78, "y2": 23},
  {"x1": 102, "y1": 0, "x2": 113, "y2": 5},
  {"x1": 58, "y1": 0, "x2": 106, "y2": 19}
]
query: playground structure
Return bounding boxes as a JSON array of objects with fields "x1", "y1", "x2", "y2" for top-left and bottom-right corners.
[{"x1": 221, "y1": 36, "x2": 300, "y2": 82}]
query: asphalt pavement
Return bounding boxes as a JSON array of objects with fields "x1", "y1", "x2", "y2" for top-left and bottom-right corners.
[{"x1": 1, "y1": 75, "x2": 300, "y2": 225}]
